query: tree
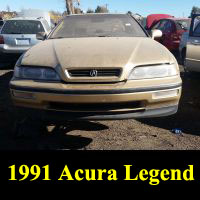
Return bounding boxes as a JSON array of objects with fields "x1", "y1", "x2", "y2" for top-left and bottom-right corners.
[
  {"x1": 74, "y1": 7, "x2": 83, "y2": 14},
  {"x1": 87, "y1": 8, "x2": 94, "y2": 13},
  {"x1": 65, "y1": 0, "x2": 80, "y2": 14},
  {"x1": 49, "y1": 11, "x2": 62, "y2": 23},
  {"x1": 95, "y1": 5, "x2": 109, "y2": 13},
  {"x1": 66, "y1": 0, "x2": 74, "y2": 14},
  {"x1": 190, "y1": 6, "x2": 200, "y2": 17}
]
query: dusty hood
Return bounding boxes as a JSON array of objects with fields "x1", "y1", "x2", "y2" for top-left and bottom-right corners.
[{"x1": 22, "y1": 37, "x2": 174, "y2": 69}]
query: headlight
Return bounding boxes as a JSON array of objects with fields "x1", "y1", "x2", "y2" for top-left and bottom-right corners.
[
  {"x1": 128, "y1": 64, "x2": 178, "y2": 80},
  {"x1": 14, "y1": 66, "x2": 60, "y2": 81}
]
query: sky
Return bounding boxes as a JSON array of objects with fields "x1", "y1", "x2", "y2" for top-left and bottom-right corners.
[{"x1": 0, "y1": 0, "x2": 199, "y2": 17}]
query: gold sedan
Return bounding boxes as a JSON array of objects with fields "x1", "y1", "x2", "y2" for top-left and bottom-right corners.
[{"x1": 10, "y1": 14, "x2": 182, "y2": 121}]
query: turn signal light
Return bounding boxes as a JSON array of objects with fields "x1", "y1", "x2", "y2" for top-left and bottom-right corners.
[
  {"x1": 12, "y1": 91, "x2": 35, "y2": 99},
  {"x1": 152, "y1": 89, "x2": 179, "y2": 99}
]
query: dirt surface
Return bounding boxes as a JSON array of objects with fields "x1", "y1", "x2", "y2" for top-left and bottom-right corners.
[{"x1": 1, "y1": 61, "x2": 200, "y2": 150}]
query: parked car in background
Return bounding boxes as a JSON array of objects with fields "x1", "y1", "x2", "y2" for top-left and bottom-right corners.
[
  {"x1": 185, "y1": 14, "x2": 200, "y2": 72},
  {"x1": 150, "y1": 17, "x2": 191, "y2": 53},
  {"x1": 10, "y1": 14, "x2": 182, "y2": 125},
  {"x1": 0, "y1": 17, "x2": 51, "y2": 65},
  {"x1": 146, "y1": 14, "x2": 173, "y2": 30}
]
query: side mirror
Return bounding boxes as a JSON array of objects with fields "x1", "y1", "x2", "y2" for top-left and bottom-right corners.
[
  {"x1": 36, "y1": 32, "x2": 47, "y2": 40},
  {"x1": 151, "y1": 29, "x2": 163, "y2": 40}
]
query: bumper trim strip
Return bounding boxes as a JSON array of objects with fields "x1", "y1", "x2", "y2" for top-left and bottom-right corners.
[
  {"x1": 15, "y1": 105, "x2": 179, "y2": 120},
  {"x1": 10, "y1": 83, "x2": 182, "y2": 95}
]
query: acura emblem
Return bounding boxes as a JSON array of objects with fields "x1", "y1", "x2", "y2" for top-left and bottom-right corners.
[{"x1": 90, "y1": 70, "x2": 98, "y2": 77}]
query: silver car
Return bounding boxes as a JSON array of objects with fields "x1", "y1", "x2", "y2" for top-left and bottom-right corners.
[{"x1": 0, "y1": 17, "x2": 51, "y2": 63}]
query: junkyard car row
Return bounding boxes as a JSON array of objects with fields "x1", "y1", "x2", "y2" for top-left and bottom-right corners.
[{"x1": 0, "y1": 12, "x2": 200, "y2": 140}]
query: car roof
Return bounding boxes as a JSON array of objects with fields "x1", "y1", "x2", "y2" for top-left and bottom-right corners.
[
  {"x1": 146, "y1": 14, "x2": 173, "y2": 29},
  {"x1": 65, "y1": 13, "x2": 130, "y2": 18},
  {"x1": 70, "y1": 13, "x2": 127, "y2": 16},
  {"x1": 167, "y1": 17, "x2": 191, "y2": 21},
  {"x1": 63, "y1": 13, "x2": 133, "y2": 21},
  {"x1": 5, "y1": 17, "x2": 44, "y2": 21}
]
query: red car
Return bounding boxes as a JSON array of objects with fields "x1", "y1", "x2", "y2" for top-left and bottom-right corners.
[
  {"x1": 150, "y1": 18, "x2": 191, "y2": 52},
  {"x1": 146, "y1": 14, "x2": 173, "y2": 29}
]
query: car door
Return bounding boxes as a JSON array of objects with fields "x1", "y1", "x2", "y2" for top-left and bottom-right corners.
[
  {"x1": 151, "y1": 19, "x2": 168, "y2": 44},
  {"x1": 160, "y1": 20, "x2": 174, "y2": 50},
  {"x1": 186, "y1": 14, "x2": 200, "y2": 72}
]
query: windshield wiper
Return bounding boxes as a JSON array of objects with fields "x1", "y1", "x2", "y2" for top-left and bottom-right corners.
[
  {"x1": 97, "y1": 35, "x2": 112, "y2": 37},
  {"x1": 49, "y1": 35, "x2": 113, "y2": 39},
  {"x1": 8, "y1": 32, "x2": 23, "y2": 34},
  {"x1": 49, "y1": 37, "x2": 65, "y2": 39}
]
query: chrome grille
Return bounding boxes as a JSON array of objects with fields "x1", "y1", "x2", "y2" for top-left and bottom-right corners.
[{"x1": 67, "y1": 69, "x2": 121, "y2": 77}]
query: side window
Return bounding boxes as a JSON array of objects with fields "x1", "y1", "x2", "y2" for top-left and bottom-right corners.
[
  {"x1": 159, "y1": 20, "x2": 167, "y2": 31},
  {"x1": 164, "y1": 21, "x2": 173, "y2": 32},
  {"x1": 176, "y1": 20, "x2": 190, "y2": 31},
  {"x1": 42, "y1": 20, "x2": 51, "y2": 33},
  {"x1": 151, "y1": 21, "x2": 161, "y2": 30},
  {"x1": 194, "y1": 23, "x2": 200, "y2": 36},
  {"x1": 192, "y1": 16, "x2": 200, "y2": 37}
]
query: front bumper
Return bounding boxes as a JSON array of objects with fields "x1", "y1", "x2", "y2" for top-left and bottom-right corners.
[
  {"x1": 10, "y1": 79, "x2": 182, "y2": 120},
  {"x1": 13, "y1": 105, "x2": 179, "y2": 121},
  {"x1": 0, "y1": 44, "x2": 30, "y2": 54}
]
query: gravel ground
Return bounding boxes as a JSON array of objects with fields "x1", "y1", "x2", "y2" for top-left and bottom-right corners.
[{"x1": 1, "y1": 62, "x2": 200, "y2": 150}]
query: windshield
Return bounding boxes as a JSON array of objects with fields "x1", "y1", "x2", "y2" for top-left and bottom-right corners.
[
  {"x1": 1, "y1": 20, "x2": 45, "y2": 34},
  {"x1": 49, "y1": 14, "x2": 147, "y2": 39}
]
